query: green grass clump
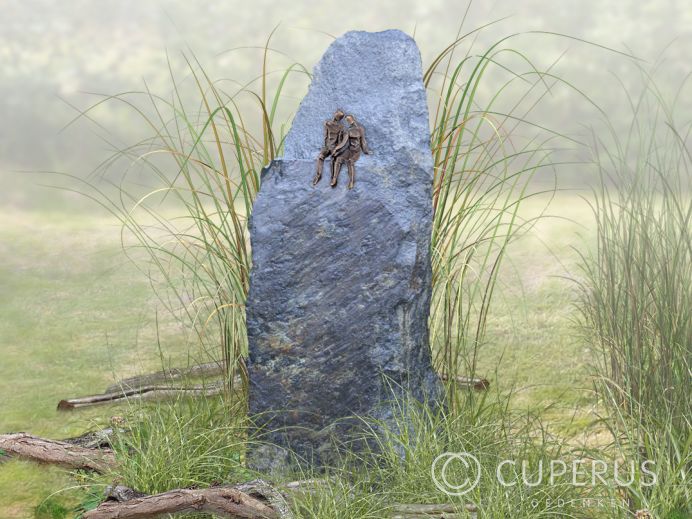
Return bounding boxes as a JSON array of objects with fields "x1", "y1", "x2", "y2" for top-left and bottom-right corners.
[
  {"x1": 107, "y1": 396, "x2": 252, "y2": 495},
  {"x1": 576, "y1": 74, "x2": 691, "y2": 516},
  {"x1": 286, "y1": 393, "x2": 595, "y2": 518},
  {"x1": 425, "y1": 27, "x2": 569, "y2": 411}
]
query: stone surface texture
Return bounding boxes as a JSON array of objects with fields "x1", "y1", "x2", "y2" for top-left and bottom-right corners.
[{"x1": 246, "y1": 29, "x2": 442, "y2": 471}]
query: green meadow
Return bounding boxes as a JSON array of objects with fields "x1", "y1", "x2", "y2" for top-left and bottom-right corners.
[
  {"x1": 0, "y1": 209, "x2": 181, "y2": 516},
  {"x1": 0, "y1": 11, "x2": 689, "y2": 516},
  {"x1": 0, "y1": 193, "x2": 601, "y2": 517}
]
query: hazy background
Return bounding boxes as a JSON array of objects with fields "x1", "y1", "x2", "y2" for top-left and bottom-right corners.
[
  {"x1": 2, "y1": 3, "x2": 691, "y2": 516},
  {"x1": 1, "y1": 0, "x2": 690, "y2": 210}
]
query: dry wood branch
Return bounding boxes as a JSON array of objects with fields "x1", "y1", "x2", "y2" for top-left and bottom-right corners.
[
  {"x1": 95, "y1": 481, "x2": 294, "y2": 519},
  {"x1": 0, "y1": 433, "x2": 115, "y2": 473},
  {"x1": 105, "y1": 362, "x2": 225, "y2": 393},
  {"x1": 0, "y1": 428, "x2": 120, "y2": 464},
  {"x1": 82, "y1": 480, "x2": 479, "y2": 519},
  {"x1": 83, "y1": 486, "x2": 280, "y2": 519},
  {"x1": 440, "y1": 373, "x2": 490, "y2": 391},
  {"x1": 59, "y1": 363, "x2": 245, "y2": 410},
  {"x1": 57, "y1": 382, "x2": 224, "y2": 410}
]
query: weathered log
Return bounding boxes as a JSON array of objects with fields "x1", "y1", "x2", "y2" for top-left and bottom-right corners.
[
  {"x1": 0, "y1": 428, "x2": 121, "y2": 464},
  {"x1": 105, "y1": 362, "x2": 225, "y2": 393},
  {"x1": 0, "y1": 433, "x2": 115, "y2": 473},
  {"x1": 57, "y1": 382, "x2": 224, "y2": 410},
  {"x1": 82, "y1": 486, "x2": 279, "y2": 519},
  {"x1": 82, "y1": 480, "x2": 479, "y2": 519},
  {"x1": 236, "y1": 479, "x2": 294, "y2": 519},
  {"x1": 93, "y1": 481, "x2": 295, "y2": 519},
  {"x1": 58, "y1": 363, "x2": 240, "y2": 410},
  {"x1": 440, "y1": 374, "x2": 490, "y2": 391},
  {"x1": 60, "y1": 367, "x2": 484, "y2": 412}
]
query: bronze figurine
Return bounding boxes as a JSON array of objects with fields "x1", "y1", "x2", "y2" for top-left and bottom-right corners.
[
  {"x1": 313, "y1": 109, "x2": 346, "y2": 186},
  {"x1": 331, "y1": 114, "x2": 371, "y2": 189}
]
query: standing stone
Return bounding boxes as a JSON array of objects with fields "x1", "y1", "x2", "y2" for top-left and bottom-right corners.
[{"x1": 246, "y1": 30, "x2": 443, "y2": 472}]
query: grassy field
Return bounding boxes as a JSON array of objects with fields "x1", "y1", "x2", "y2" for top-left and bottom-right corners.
[
  {"x1": 0, "y1": 192, "x2": 599, "y2": 517},
  {"x1": 478, "y1": 192, "x2": 602, "y2": 439},
  {"x1": 0, "y1": 208, "x2": 194, "y2": 516}
]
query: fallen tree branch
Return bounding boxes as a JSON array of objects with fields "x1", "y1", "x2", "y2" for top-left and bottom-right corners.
[
  {"x1": 0, "y1": 427, "x2": 123, "y2": 464},
  {"x1": 0, "y1": 433, "x2": 115, "y2": 473},
  {"x1": 440, "y1": 373, "x2": 490, "y2": 391},
  {"x1": 59, "y1": 361, "x2": 249, "y2": 410},
  {"x1": 83, "y1": 485, "x2": 280, "y2": 519},
  {"x1": 60, "y1": 365, "x2": 486, "y2": 413},
  {"x1": 82, "y1": 480, "x2": 479, "y2": 519},
  {"x1": 57, "y1": 382, "x2": 224, "y2": 410},
  {"x1": 105, "y1": 362, "x2": 225, "y2": 393},
  {"x1": 92, "y1": 480, "x2": 295, "y2": 519}
]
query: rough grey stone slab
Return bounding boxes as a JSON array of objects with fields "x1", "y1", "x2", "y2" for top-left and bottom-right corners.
[{"x1": 246, "y1": 30, "x2": 442, "y2": 472}]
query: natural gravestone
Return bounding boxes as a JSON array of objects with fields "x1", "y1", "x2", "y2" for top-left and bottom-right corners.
[{"x1": 246, "y1": 29, "x2": 443, "y2": 472}]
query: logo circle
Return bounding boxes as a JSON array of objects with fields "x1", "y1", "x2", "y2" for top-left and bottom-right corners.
[{"x1": 431, "y1": 452, "x2": 481, "y2": 496}]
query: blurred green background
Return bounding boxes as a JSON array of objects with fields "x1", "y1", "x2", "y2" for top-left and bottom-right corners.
[
  {"x1": 1, "y1": 1, "x2": 690, "y2": 517},
  {"x1": 1, "y1": 0, "x2": 690, "y2": 209}
]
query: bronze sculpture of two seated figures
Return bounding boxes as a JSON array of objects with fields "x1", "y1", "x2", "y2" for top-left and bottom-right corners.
[{"x1": 313, "y1": 109, "x2": 371, "y2": 189}]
